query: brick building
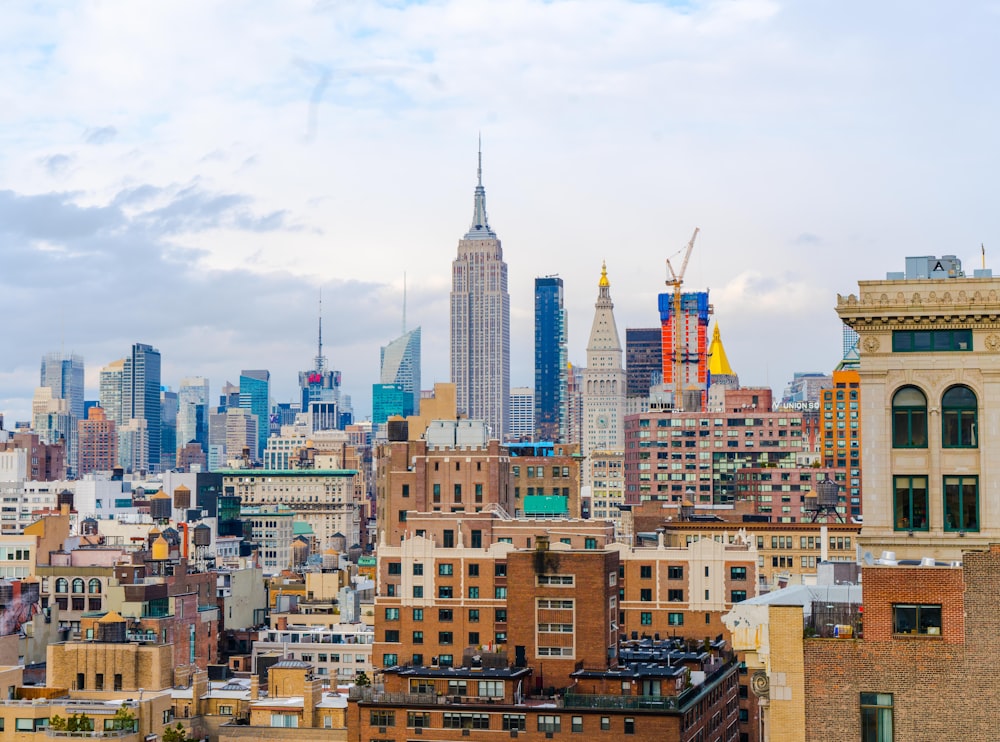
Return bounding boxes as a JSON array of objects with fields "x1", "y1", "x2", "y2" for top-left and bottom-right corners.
[
  {"x1": 77, "y1": 406, "x2": 117, "y2": 475},
  {"x1": 508, "y1": 442, "x2": 583, "y2": 518},
  {"x1": 624, "y1": 388, "x2": 808, "y2": 505},
  {"x1": 0, "y1": 432, "x2": 66, "y2": 481},
  {"x1": 376, "y1": 433, "x2": 512, "y2": 547},
  {"x1": 819, "y1": 368, "x2": 862, "y2": 519}
]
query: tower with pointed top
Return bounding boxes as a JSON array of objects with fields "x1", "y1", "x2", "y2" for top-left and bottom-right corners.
[
  {"x1": 450, "y1": 143, "x2": 510, "y2": 439},
  {"x1": 582, "y1": 263, "x2": 626, "y2": 457},
  {"x1": 705, "y1": 323, "x2": 739, "y2": 411}
]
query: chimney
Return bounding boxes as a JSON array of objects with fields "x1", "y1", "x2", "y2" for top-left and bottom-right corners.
[
  {"x1": 250, "y1": 676, "x2": 260, "y2": 700},
  {"x1": 277, "y1": 615, "x2": 288, "y2": 630},
  {"x1": 191, "y1": 670, "x2": 207, "y2": 717},
  {"x1": 303, "y1": 676, "x2": 323, "y2": 728}
]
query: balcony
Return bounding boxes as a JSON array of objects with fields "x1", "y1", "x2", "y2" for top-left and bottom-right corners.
[{"x1": 46, "y1": 731, "x2": 137, "y2": 739}]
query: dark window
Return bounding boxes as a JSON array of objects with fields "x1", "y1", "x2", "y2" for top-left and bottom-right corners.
[
  {"x1": 861, "y1": 693, "x2": 893, "y2": 742},
  {"x1": 402, "y1": 484, "x2": 410, "y2": 498},
  {"x1": 668, "y1": 589, "x2": 683, "y2": 602},
  {"x1": 668, "y1": 566, "x2": 683, "y2": 579},
  {"x1": 439, "y1": 563, "x2": 454, "y2": 576},
  {"x1": 495, "y1": 562, "x2": 507, "y2": 577},
  {"x1": 640, "y1": 589, "x2": 652, "y2": 602},
  {"x1": 468, "y1": 563, "x2": 480, "y2": 576},
  {"x1": 731, "y1": 590, "x2": 747, "y2": 603},
  {"x1": 893, "y1": 604, "x2": 941, "y2": 635},
  {"x1": 640, "y1": 565, "x2": 652, "y2": 579},
  {"x1": 384, "y1": 630, "x2": 399, "y2": 642},
  {"x1": 944, "y1": 476, "x2": 979, "y2": 532},
  {"x1": 439, "y1": 609, "x2": 453, "y2": 622},
  {"x1": 941, "y1": 386, "x2": 977, "y2": 448},
  {"x1": 413, "y1": 563, "x2": 424, "y2": 576},
  {"x1": 443, "y1": 530, "x2": 455, "y2": 548},
  {"x1": 892, "y1": 386, "x2": 927, "y2": 448},
  {"x1": 471, "y1": 529, "x2": 483, "y2": 548},
  {"x1": 433, "y1": 483, "x2": 441, "y2": 502},
  {"x1": 438, "y1": 586, "x2": 453, "y2": 599},
  {"x1": 730, "y1": 566, "x2": 747, "y2": 580},
  {"x1": 439, "y1": 631, "x2": 453, "y2": 645},
  {"x1": 624, "y1": 718, "x2": 635, "y2": 735},
  {"x1": 387, "y1": 562, "x2": 401, "y2": 575},
  {"x1": 894, "y1": 476, "x2": 929, "y2": 531},
  {"x1": 892, "y1": 328, "x2": 971, "y2": 352}
]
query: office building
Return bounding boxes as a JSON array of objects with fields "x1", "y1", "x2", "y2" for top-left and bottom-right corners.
[
  {"x1": 450, "y1": 145, "x2": 510, "y2": 439},
  {"x1": 534, "y1": 276, "x2": 568, "y2": 442},
  {"x1": 380, "y1": 327, "x2": 421, "y2": 417},
  {"x1": 299, "y1": 307, "x2": 343, "y2": 432},
  {"x1": 122, "y1": 343, "x2": 162, "y2": 469},
  {"x1": 625, "y1": 327, "x2": 661, "y2": 399},
  {"x1": 582, "y1": 263, "x2": 625, "y2": 457},
  {"x1": 40, "y1": 352, "x2": 84, "y2": 473},
  {"x1": 372, "y1": 383, "x2": 407, "y2": 427},
  {"x1": 177, "y1": 376, "x2": 210, "y2": 453},
  {"x1": 239, "y1": 369, "x2": 270, "y2": 459}
]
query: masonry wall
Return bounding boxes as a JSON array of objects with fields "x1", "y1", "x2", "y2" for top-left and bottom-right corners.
[{"x1": 803, "y1": 550, "x2": 1000, "y2": 741}]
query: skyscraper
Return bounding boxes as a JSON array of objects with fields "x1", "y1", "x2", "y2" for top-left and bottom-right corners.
[
  {"x1": 582, "y1": 263, "x2": 626, "y2": 456},
  {"x1": 99, "y1": 359, "x2": 126, "y2": 426},
  {"x1": 122, "y1": 343, "x2": 162, "y2": 469},
  {"x1": 658, "y1": 286, "x2": 712, "y2": 411},
  {"x1": 40, "y1": 352, "x2": 84, "y2": 423},
  {"x1": 534, "y1": 276, "x2": 567, "y2": 442},
  {"x1": 509, "y1": 387, "x2": 535, "y2": 441},
  {"x1": 450, "y1": 143, "x2": 510, "y2": 440},
  {"x1": 177, "y1": 377, "x2": 210, "y2": 452},
  {"x1": 298, "y1": 298, "x2": 341, "y2": 432},
  {"x1": 41, "y1": 352, "x2": 84, "y2": 474},
  {"x1": 239, "y1": 369, "x2": 270, "y2": 458},
  {"x1": 625, "y1": 328, "x2": 661, "y2": 399},
  {"x1": 380, "y1": 327, "x2": 421, "y2": 417},
  {"x1": 77, "y1": 406, "x2": 116, "y2": 475}
]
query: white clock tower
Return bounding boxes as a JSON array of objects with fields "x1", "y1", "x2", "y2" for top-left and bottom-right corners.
[{"x1": 582, "y1": 263, "x2": 626, "y2": 457}]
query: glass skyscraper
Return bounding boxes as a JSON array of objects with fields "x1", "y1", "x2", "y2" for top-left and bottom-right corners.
[
  {"x1": 380, "y1": 327, "x2": 421, "y2": 417},
  {"x1": 123, "y1": 343, "x2": 162, "y2": 470},
  {"x1": 239, "y1": 369, "x2": 270, "y2": 459},
  {"x1": 534, "y1": 276, "x2": 567, "y2": 442}
]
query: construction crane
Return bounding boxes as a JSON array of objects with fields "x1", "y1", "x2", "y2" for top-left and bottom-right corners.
[{"x1": 665, "y1": 228, "x2": 700, "y2": 410}]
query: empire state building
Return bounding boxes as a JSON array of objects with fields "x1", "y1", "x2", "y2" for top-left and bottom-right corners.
[{"x1": 450, "y1": 145, "x2": 510, "y2": 439}]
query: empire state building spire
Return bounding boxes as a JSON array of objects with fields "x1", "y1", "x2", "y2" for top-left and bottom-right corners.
[{"x1": 465, "y1": 134, "x2": 496, "y2": 239}]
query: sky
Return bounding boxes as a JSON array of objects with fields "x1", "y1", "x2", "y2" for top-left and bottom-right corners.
[{"x1": 2, "y1": 0, "x2": 1000, "y2": 425}]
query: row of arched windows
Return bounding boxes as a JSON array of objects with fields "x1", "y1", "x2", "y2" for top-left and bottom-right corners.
[
  {"x1": 892, "y1": 385, "x2": 978, "y2": 448},
  {"x1": 54, "y1": 578, "x2": 102, "y2": 594}
]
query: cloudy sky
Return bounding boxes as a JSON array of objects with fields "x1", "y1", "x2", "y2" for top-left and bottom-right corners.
[{"x1": 2, "y1": 0, "x2": 999, "y2": 424}]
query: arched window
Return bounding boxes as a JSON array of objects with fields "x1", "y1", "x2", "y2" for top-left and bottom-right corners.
[
  {"x1": 892, "y1": 387, "x2": 927, "y2": 448},
  {"x1": 942, "y1": 385, "x2": 978, "y2": 448},
  {"x1": 88, "y1": 578, "x2": 102, "y2": 594},
  {"x1": 71, "y1": 578, "x2": 85, "y2": 594},
  {"x1": 55, "y1": 578, "x2": 68, "y2": 594}
]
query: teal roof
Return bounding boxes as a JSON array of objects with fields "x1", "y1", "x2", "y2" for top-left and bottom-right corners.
[
  {"x1": 522, "y1": 495, "x2": 570, "y2": 515},
  {"x1": 293, "y1": 522, "x2": 314, "y2": 536},
  {"x1": 358, "y1": 556, "x2": 377, "y2": 566}
]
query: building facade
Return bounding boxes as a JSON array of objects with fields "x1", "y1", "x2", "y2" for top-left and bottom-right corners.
[
  {"x1": 239, "y1": 370, "x2": 270, "y2": 459},
  {"x1": 534, "y1": 276, "x2": 568, "y2": 442},
  {"x1": 381, "y1": 328, "x2": 422, "y2": 418},
  {"x1": 450, "y1": 147, "x2": 510, "y2": 440},
  {"x1": 582, "y1": 264, "x2": 626, "y2": 457},
  {"x1": 122, "y1": 343, "x2": 162, "y2": 470},
  {"x1": 625, "y1": 327, "x2": 662, "y2": 399}
]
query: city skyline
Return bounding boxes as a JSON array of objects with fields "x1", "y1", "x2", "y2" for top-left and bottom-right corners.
[{"x1": 3, "y1": 2, "x2": 998, "y2": 425}]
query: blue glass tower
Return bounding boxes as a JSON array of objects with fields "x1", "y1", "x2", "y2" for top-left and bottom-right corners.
[
  {"x1": 534, "y1": 276, "x2": 567, "y2": 442},
  {"x1": 239, "y1": 369, "x2": 270, "y2": 459}
]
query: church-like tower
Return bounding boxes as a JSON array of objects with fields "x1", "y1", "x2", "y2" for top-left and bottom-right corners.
[
  {"x1": 582, "y1": 263, "x2": 626, "y2": 456},
  {"x1": 450, "y1": 142, "x2": 510, "y2": 439}
]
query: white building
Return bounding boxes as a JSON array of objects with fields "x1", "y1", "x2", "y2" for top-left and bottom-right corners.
[
  {"x1": 508, "y1": 387, "x2": 534, "y2": 442},
  {"x1": 582, "y1": 264, "x2": 626, "y2": 464},
  {"x1": 252, "y1": 622, "x2": 374, "y2": 682}
]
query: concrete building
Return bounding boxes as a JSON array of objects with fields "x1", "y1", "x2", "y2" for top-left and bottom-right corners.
[
  {"x1": 582, "y1": 264, "x2": 626, "y2": 458},
  {"x1": 252, "y1": 621, "x2": 374, "y2": 683},
  {"x1": 508, "y1": 386, "x2": 534, "y2": 442},
  {"x1": 225, "y1": 469, "x2": 362, "y2": 552},
  {"x1": 450, "y1": 145, "x2": 510, "y2": 440},
  {"x1": 534, "y1": 276, "x2": 568, "y2": 443},
  {"x1": 586, "y1": 449, "x2": 625, "y2": 530}
]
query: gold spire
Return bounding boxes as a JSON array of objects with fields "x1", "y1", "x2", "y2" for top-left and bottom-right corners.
[
  {"x1": 599, "y1": 261, "x2": 609, "y2": 287},
  {"x1": 707, "y1": 323, "x2": 735, "y2": 376}
]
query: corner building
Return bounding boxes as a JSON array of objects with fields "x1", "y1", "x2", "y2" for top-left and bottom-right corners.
[{"x1": 837, "y1": 254, "x2": 1000, "y2": 561}]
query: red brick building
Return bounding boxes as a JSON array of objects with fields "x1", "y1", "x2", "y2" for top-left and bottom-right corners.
[{"x1": 77, "y1": 406, "x2": 117, "y2": 475}]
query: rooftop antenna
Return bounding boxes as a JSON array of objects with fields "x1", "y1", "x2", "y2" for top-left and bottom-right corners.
[
  {"x1": 477, "y1": 131, "x2": 482, "y2": 187},
  {"x1": 402, "y1": 272, "x2": 407, "y2": 335},
  {"x1": 983, "y1": 243, "x2": 986, "y2": 270},
  {"x1": 315, "y1": 289, "x2": 325, "y2": 374}
]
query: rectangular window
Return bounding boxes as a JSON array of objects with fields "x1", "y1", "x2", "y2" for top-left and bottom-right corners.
[
  {"x1": 503, "y1": 715, "x2": 527, "y2": 731},
  {"x1": 468, "y1": 586, "x2": 479, "y2": 598},
  {"x1": 731, "y1": 590, "x2": 747, "y2": 603},
  {"x1": 538, "y1": 574, "x2": 574, "y2": 586},
  {"x1": 413, "y1": 563, "x2": 424, "y2": 575},
  {"x1": 585, "y1": 537, "x2": 597, "y2": 549},
  {"x1": 469, "y1": 609, "x2": 480, "y2": 622},
  {"x1": 370, "y1": 711, "x2": 395, "y2": 727},
  {"x1": 495, "y1": 586, "x2": 507, "y2": 599},
  {"x1": 538, "y1": 715, "x2": 562, "y2": 732},
  {"x1": 439, "y1": 609, "x2": 453, "y2": 622},
  {"x1": 454, "y1": 484, "x2": 462, "y2": 501},
  {"x1": 495, "y1": 608, "x2": 507, "y2": 622},
  {"x1": 944, "y1": 475, "x2": 979, "y2": 531},
  {"x1": 668, "y1": 612, "x2": 684, "y2": 626},
  {"x1": 412, "y1": 585, "x2": 422, "y2": 598},
  {"x1": 668, "y1": 589, "x2": 683, "y2": 602},
  {"x1": 471, "y1": 529, "x2": 483, "y2": 548},
  {"x1": 601, "y1": 717, "x2": 611, "y2": 731},
  {"x1": 624, "y1": 718, "x2": 635, "y2": 735},
  {"x1": 893, "y1": 328, "x2": 972, "y2": 352},
  {"x1": 433, "y1": 483, "x2": 441, "y2": 502},
  {"x1": 668, "y1": 566, "x2": 683, "y2": 579},
  {"x1": 438, "y1": 585, "x2": 453, "y2": 599},
  {"x1": 893, "y1": 604, "x2": 942, "y2": 635},
  {"x1": 412, "y1": 631, "x2": 423, "y2": 644},
  {"x1": 439, "y1": 631, "x2": 453, "y2": 645},
  {"x1": 407, "y1": 712, "x2": 431, "y2": 728},
  {"x1": 495, "y1": 562, "x2": 507, "y2": 577},
  {"x1": 478, "y1": 680, "x2": 503, "y2": 697},
  {"x1": 384, "y1": 630, "x2": 399, "y2": 642},
  {"x1": 640, "y1": 565, "x2": 652, "y2": 579},
  {"x1": 443, "y1": 530, "x2": 455, "y2": 548},
  {"x1": 382, "y1": 653, "x2": 398, "y2": 667},
  {"x1": 412, "y1": 608, "x2": 423, "y2": 621},
  {"x1": 468, "y1": 563, "x2": 480, "y2": 576},
  {"x1": 640, "y1": 588, "x2": 652, "y2": 602},
  {"x1": 385, "y1": 608, "x2": 399, "y2": 620},
  {"x1": 730, "y1": 566, "x2": 747, "y2": 580},
  {"x1": 387, "y1": 562, "x2": 401, "y2": 575},
  {"x1": 572, "y1": 716, "x2": 584, "y2": 733},
  {"x1": 861, "y1": 693, "x2": 893, "y2": 742},
  {"x1": 894, "y1": 475, "x2": 929, "y2": 531},
  {"x1": 640, "y1": 612, "x2": 652, "y2": 625},
  {"x1": 439, "y1": 563, "x2": 454, "y2": 576}
]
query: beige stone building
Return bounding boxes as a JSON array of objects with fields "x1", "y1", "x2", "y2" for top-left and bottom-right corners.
[{"x1": 837, "y1": 254, "x2": 1000, "y2": 561}]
